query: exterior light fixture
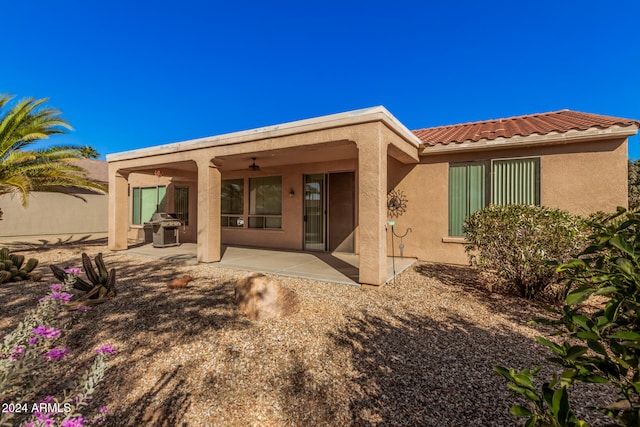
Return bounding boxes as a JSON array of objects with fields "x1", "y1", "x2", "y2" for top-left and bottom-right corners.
[{"x1": 289, "y1": 189, "x2": 295, "y2": 198}]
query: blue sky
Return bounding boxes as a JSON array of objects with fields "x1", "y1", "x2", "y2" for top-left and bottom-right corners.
[{"x1": 4, "y1": 1, "x2": 640, "y2": 159}]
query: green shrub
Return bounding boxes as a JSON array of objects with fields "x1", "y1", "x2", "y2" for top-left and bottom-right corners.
[
  {"x1": 495, "y1": 207, "x2": 640, "y2": 426},
  {"x1": 463, "y1": 204, "x2": 589, "y2": 299}
]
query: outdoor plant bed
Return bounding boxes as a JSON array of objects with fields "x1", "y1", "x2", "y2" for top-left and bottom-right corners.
[{"x1": 0, "y1": 245, "x2": 617, "y2": 426}]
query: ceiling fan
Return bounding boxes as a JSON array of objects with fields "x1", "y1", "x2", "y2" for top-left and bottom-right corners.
[
  {"x1": 248, "y1": 157, "x2": 260, "y2": 171},
  {"x1": 227, "y1": 157, "x2": 273, "y2": 173}
]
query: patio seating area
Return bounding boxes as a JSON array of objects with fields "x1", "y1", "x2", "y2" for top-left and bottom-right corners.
[{"x1": 124, "y1": 243, "x2": 416, "y2": 285}]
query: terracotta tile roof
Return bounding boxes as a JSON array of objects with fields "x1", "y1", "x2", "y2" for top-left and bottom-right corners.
[{"x1": 413, "y1": 110, "x2": 640, "y2": 146}]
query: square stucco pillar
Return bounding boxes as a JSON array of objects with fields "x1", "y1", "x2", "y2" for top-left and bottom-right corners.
[
  {"x1": 357, "y1": 131, "x2": 388, "y2": 286},
  {"x1": 196, "y1": 159, "x2": 221, "y2": 263},
  {"x1": 108, "y1": 170, "x2": 129, "y2": 251}
]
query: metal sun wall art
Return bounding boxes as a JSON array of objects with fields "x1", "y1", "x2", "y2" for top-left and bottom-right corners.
[{"x1": 387, "y1": 189, "x2": 408, "y2": 218}]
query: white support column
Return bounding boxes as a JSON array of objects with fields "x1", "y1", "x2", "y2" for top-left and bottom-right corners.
[
  {"x1": 356, "y1": 125, "x2": 388, "y2": 286},
  {"x1": 108, "y1": 169, "x2": 129, "y2": 251},
  {"x1": 196, "y1": 159, "x2": 221, "y2": 263}
]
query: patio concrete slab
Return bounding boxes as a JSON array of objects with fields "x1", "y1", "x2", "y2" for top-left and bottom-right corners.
[{"x1": 123, "y1": 243, "x2": 416, "y2": 286}]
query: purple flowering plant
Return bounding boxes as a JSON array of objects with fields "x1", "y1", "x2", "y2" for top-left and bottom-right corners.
[
  {"x1": 95, "y1": 345, "x2": 117, "y2": 355},
  {"x1": 64, "y1": 267, "x2": 82, "y2": 276},
  {"x1": 49, "y1": 291, "x2": 73, "y2": 303},
  {"x1": 33, "y1": 326, "x2": 61, "y2": 339},
  {"x1": 0, "y1": 268, "x2": 115, "y2": 426},
  {"x1": 43, "y1": 347, "x2": 69, "y2": 362}
]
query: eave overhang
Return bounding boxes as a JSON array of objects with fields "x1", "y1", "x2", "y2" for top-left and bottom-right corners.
[{"x1": 107, "y1": 106, "x2": 422, "y2": 164}]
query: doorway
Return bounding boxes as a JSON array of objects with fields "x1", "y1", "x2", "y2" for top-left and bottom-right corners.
[{"x1": 303, "y1": 172, "x2": 355, "y2": 252}]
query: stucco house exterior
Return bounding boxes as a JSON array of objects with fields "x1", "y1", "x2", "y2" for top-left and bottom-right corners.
[
  {"x1": 106, "y1": 107, "x2": 639, "y2": 286},
  {"x1": 0, "y1": 159, "x2": 108, "y2": 242}
]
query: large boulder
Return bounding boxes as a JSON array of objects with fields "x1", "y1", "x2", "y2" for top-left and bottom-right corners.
[{"x1": 234, "y1": 272, "x2": 300, "y2": 321}]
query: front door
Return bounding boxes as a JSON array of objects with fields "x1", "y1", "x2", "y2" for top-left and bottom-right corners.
[{"x1": 304, "y1": 174, "x2": 325, "y2": 250}]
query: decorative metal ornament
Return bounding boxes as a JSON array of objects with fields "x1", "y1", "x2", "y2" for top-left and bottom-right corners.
[{"x1": 387, "y1": 189, "x2": 408, "y2": 218}]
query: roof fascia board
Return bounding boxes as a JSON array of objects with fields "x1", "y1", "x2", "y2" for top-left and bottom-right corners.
[
  {"x1": 107, "y1": 106, "x2": 422, "y2": 163},
  {"x1": 420, "y1": 125, "x2": 638, "y2": 155}
]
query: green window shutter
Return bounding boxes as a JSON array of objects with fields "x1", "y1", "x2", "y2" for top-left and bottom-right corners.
[
  {"x1": 157, "y1": 186, "x2": 167, "y2": 212},
  {"x1": 449, "y1": 165, "x2": 468, "y2": 237},
  {"x1": 140, "y1": 188, "x2": 157, "y2": 223},
  {"x1": 132, "y1": 188, "x2": 141, "y2": 225},
  {"x1": 449, "y1": 163, "x2": 487, "y2": 237},
  {"x1": 492, "y1": 158, "x2": 540, "y2": 205},
  {"x1": 468, "y1": 163, "x2": 487, "y2": 214},
  {"x1": 132, "y1": 185, "x2": 167, "y2": 224}
]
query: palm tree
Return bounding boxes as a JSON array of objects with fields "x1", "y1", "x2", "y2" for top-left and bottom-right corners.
[
  {"x1": 0, "y1": 95, "x2": 107, "y2": 213},
  {"x1": 79, "y1": 145, "x2": 100, "y2": 159}
]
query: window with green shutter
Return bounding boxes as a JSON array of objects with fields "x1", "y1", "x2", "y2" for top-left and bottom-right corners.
[
  {"x1": 492, "y1": 158, "x2": 540, "y2": 205},
  {"x1": 131, "y1": 186, "x2": 167, "y2": 225},
  {"x1": 448, "y1": 157, "x2": 540, "y2": 237},
  {"x1": 448, "y1": 162, "x2": 489, "y2": 237}
]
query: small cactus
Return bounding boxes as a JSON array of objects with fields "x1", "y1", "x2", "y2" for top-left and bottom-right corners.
[
  {"x1": 0, "y1": 271, "x2": 11, "y2": 283},
  {"x1": 0, "y1": 248, "x2": 39, "y2": 284},
  {"x1": 9, "y1": 254, "x2": 24, "y2": 269},
  {"x1": 23, "y1": 258, "x2": 38, "y2": 274},
  {"x1": 49, "y1": 252, "x2": 117, "y2": 308}
]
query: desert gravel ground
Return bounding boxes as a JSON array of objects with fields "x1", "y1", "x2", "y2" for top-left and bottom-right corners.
[{"x1": 0, "y1": 240, "x2": 616, "y2": 426}]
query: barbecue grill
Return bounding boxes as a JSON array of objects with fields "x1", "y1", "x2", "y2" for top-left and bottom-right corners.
[{"x1": 144, "y1": 212, "x2": 183, "y2": 247}]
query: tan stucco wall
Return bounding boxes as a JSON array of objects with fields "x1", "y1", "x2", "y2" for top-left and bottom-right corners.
[
  {"x1": 388, "y1": 137, "x2": 629, "y2": 265},
  {"x1": 0, "y1": 192, "x2": 108, "y2": 240},
  {"x1": 541, "y1": 139, "x2": 628, "y2": 215}
]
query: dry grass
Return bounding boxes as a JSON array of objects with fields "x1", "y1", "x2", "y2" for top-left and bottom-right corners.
[{"x1": 0, "y1": 241, "x2": 616, "y2": 426}]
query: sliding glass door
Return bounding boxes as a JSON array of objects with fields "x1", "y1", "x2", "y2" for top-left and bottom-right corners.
[{"x1": 304, "y1": 174, "x2": 325, "y2": 250}]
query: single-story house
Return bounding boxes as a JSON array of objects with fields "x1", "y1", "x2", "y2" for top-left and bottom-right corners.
[
  {"x1": 0, "y1": 159, "x2": 108, "y2": 242},
  {"x1": 106, "y1": 107, "x2": 639, "y2": 286}
]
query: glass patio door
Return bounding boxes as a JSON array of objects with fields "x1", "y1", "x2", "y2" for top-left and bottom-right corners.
[{"x1": 304, "y1": 174, "x2": 325, "y2": 250}]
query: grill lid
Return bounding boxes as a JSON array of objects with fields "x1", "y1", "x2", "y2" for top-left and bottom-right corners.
[{"x1": 147, "y1": 212, "x2": 183, "y2": 227}]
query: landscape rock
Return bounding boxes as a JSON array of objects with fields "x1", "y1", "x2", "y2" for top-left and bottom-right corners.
[
  {"x1": 234, "y1": 272, "x2": 301, "y2": 321},
  {"x1": 167, "y1": 274, "x2": 193, "y2": 289}
]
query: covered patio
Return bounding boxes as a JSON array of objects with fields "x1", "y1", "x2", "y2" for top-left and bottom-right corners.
[
  {"x1": 107, "y1": 107, "x2": 421, "y2": 286},
  {"x1": 124, "y1": 244, "x2": 416, "y2": 286}
]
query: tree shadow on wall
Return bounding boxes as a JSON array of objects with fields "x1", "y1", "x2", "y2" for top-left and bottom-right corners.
[{"x1": 2, "y1": 235, "x2": 108, "y2": 252}]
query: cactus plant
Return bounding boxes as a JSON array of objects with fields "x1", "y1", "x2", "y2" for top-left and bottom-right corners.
[
  {"x1": 49, "y1": 252, "x2": 117, "y2": 308},
  {"x1": 0, "y1": 248, "x2": 39, "y2": 284},
  {"x1": 0, "y1": 271, "x2": 12, "y2": 283}
]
